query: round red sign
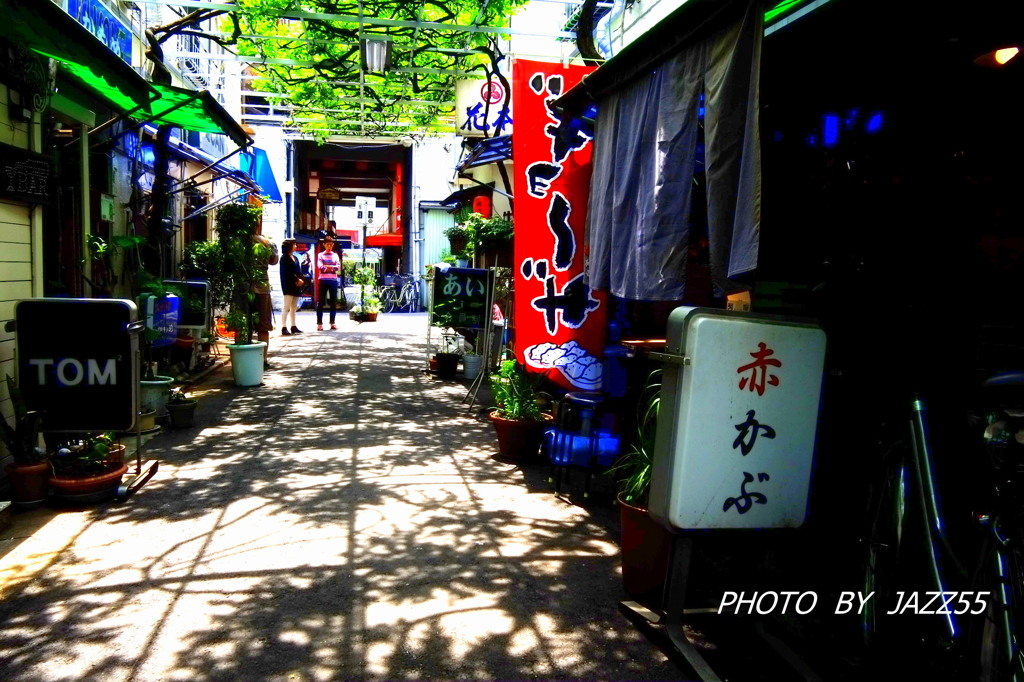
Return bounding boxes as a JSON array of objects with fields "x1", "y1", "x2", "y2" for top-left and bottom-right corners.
[{"x1": 480, "y1": 80, "x2": 505, "y2": 104}]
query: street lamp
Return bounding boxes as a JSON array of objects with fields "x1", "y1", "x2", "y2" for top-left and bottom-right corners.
[{"x1": 360, "y1": 39, "x2": 392, "y2": 73}]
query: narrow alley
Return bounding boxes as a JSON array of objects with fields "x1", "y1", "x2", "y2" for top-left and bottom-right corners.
[{"x1": 0, "y1": 312, "x2": 686, "y2": 681}]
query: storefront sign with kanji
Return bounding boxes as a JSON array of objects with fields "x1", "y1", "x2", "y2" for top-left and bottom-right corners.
[{"x1": 648, "y1": 307, "x2": 826, "y2": 530}]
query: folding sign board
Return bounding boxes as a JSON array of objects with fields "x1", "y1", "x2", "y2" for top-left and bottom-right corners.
[
  {"x1": 15, "y1": 298, "x2": 139, "y2": 432},
  {"x1": 648, "y1": 307, "x2": 826, "y2": 530}
]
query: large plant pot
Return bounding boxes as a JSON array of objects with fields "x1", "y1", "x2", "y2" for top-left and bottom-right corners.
[
  {"x1": 166, "y1": 400, "x2": 198, "y2": 428},
  {"x1": 463, "y1": 353, "x2": 483, "y2": 380},
  {"x1": 227, "y1": 343, "x2": 266, "y2": 386},
  {"x1": 5, "y1": 462, "x2": 49, "y2": 509},
  {"x1": 618, "y1": 493, "x2": 674, "y2": 609},
  {"x1": 436, "y1": 353, "x2": 460, "y2": 380},
  {"x1": 49, "y1": 463, "x2": 129, "y2": 503},
  {"x1": 488, "y1": 411, "x2": 553, "y2": 461},
  {"x1": 140, "y1": 375, "x2": 174, "y2": 416}
]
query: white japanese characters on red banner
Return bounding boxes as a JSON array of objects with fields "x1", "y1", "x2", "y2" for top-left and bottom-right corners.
[
  {"x1": 649, "y1": 308, "x2": 827, "y2": 530},
  {"x1": 511, "y1": 59, "x2": 607, "y2": 391}
]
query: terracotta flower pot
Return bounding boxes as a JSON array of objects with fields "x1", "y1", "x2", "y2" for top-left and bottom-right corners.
[
  {"x1": 104, "y1": 443, "x2": 127, "y2": 466},
  {"x1": 488, "y1": 411, "x2": 553, "y2": 461},
  {"x1": 49, "y1": 463, "x2": 129, "y2": 500},
  {"x1": 5, "y1": 461, "x2": 49, "y2": 508},
  {"x1": 618, "y1": 492, "x2": 673, "y2": 608}
]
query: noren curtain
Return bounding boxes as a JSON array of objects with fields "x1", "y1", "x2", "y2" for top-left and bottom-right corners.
[{"x1": 586, "y1": 0, "x2": 763, "y2": 300}]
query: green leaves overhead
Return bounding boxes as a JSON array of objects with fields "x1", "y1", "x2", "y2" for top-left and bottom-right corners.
[{"x1": 229, "y1": 0, "x2": 531, "y2": 138}]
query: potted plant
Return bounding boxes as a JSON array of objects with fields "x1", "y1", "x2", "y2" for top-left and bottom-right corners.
[
  {"x1": 611, "y1": 369, "x2": 673, "y2": 607},
  {"x1": 1, "y1": 376, "x2": 47, "y2": 508},
  {"x1": 488, "y1": 359, "x2": 554, "y2": 460},
  {"x1": 463, "y1": 212, "x2": 513, "y2": 268},
  {"x1": 362, "y1": 294, "x2": 382, "y2": 322},
  {"x1": 47, "y1": 432, "x2": 129, "y2": 502},
  {"x1": 463, "y1": 351, "x2": 483, "y2": 380},
  {"x1": 165, "y1": 387, "x2": 198, "y2": 429},
  {"x1": 444, "y1": 225, "x2": 471, "y2": 256},
  {"x1": 136, "y1": 407, "x2": 157, "y2": 432},
  {"x1": 351, "y1": 266, "x2": 379, "y2": 322},
  {"x1": 140, "y1": 372, "x2": 174, "y2": 418},
  {"x1": 434, "y1": 331, "x2": 462, "y2": 380},
  {"x1": 215, "y1": 203, "x2": 270, "y2": 386}
]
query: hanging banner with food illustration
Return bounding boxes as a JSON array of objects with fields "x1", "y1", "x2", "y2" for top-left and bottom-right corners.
[{"x1": 511, "y1": 59, "x2": 606, "y2": 391}]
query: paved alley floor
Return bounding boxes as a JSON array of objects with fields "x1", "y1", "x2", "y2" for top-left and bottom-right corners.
[{"x1": 0, "y1": 311, "x2": 688, "y2": 681}]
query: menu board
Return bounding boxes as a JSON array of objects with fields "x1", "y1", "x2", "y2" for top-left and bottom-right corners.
[{"x1": 431, "y1": 267, "x2": 491, "y2": 330}]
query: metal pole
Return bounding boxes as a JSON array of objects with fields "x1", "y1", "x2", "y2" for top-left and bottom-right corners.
[{"x1": 464, "y1": 268, "x2": 496, "y2": 409}]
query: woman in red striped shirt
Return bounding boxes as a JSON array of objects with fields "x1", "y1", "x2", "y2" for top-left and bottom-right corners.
[{"x1": 316, "y1": 236, "x2": 341, "y2": 330}]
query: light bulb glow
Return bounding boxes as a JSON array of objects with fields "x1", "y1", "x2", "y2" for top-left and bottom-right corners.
[{"x1": 995, "y1": 47, "x2": 1019, "y2": 65}]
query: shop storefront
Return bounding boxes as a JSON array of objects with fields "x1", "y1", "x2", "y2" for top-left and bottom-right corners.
[{"x1": 4, "y1": 0, "x2": 252, "y2": 300}]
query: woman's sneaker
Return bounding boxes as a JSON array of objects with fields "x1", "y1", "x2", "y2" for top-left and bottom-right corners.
[
  {"x1": 317, "y1": 324, "x2": 323, "y2": 331},
  {"x1": 290, "y1": 326, "x2": 303, "y2": 334},
  {"x1": 281, "y1": 327, "x2": 291, "y2": 336}
]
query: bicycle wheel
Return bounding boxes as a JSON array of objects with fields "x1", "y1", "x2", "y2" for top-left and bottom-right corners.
[
  {"x1": 862, "y1": 441, "x2": 910, "y2": 650},
  {"x1": 381, "y1": 286, "x2": 397, "y2": 313},
  {"x1": 400, "y1": 283, "x2": 415, "y2": 312},
  {"x1": 975, "y1": 533, "x2": 1024, "y2": 681}
]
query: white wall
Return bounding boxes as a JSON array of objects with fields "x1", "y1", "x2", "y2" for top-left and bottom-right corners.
[{"x1": 411, "y1": 136, "x2": 460, "y2": 204}]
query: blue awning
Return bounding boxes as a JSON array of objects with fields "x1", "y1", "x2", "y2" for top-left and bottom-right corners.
[
  {"x1": 239, "y1": 147, "x2": 282, "y2": 203},
  {"x1": 456, "y1": 135, "x2": 512, "y2": 172}
]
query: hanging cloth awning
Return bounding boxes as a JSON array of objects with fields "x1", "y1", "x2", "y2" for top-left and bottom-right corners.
[{"x1": 3, "y1": 0, "x2": 249, "y2": 147}]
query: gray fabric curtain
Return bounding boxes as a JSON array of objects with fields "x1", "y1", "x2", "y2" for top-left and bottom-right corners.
[{"x1": 586, "y1": 0, "x2": 762, "y2": 300}]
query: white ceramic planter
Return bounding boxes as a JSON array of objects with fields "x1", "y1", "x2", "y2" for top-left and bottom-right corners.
[
  {"x1": 228, "y1": 343, "x2": 267, "y2": 387},
  {"x1": 140, "y1": 375, "x2": 174, "y2": 416},
  {"x1": 463, "y1": 353, "x2": 483, "y2": 380}
]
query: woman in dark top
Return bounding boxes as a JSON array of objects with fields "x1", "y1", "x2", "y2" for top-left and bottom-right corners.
[{"x1": 279, "y1": 239, "x2": 304, "y2": 335}]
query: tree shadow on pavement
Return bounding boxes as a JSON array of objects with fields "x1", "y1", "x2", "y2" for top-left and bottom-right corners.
[{"x1": 0, "y1": 319, "x2": 687, "y2": 681}]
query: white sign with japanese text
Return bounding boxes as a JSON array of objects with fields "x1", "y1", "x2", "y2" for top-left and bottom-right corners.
[
  {"x1": 455, "y1": 79, "x2": 513, "y2": 137},
  {"x1": 649, "y1": 307, "x2": 826, "y2": 530}
]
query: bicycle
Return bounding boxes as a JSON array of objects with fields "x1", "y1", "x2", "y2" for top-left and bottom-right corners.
[
  {"x1": 860, "y1": 375, "x2": 1024, "y2": 680},
  {"x1": 380, "y1": 274, "x2": 418, "y2": 313}
]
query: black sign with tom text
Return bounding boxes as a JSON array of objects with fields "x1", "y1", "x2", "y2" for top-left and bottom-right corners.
[{"x1": 16, "y1": 299, "x2": 139, "y2": 431}]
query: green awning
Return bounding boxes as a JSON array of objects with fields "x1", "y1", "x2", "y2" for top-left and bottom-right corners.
[
  {"x1": 3, "y1": 0, "x2": 249, "y2": 147},
  {"x1": 39, "y1": 50, "x2": 154, "y2": 115},
  {"x1": 148, "y1": 84, "x2": 251, "y2": 148}
]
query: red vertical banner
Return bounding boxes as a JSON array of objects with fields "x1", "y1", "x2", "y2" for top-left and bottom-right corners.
[{"x1": 512, "y1": 59, "x2": 606, "y2": 391}]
